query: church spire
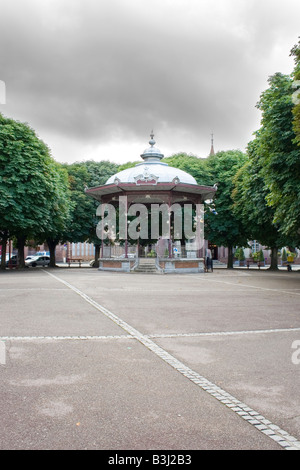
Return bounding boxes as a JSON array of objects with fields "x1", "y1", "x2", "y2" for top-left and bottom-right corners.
[{"x1": 209, "y1": 132, "x2": 215, "y2": 156}]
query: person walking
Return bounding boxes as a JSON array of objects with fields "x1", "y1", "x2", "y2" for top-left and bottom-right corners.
[{"x1": 205, "y1": 247, "x2": 212, "y2": 272}]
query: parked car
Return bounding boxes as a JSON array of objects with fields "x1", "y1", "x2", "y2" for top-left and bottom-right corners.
[{"x1": 25, "y1": 255, "x2": 50, "y2": 267}]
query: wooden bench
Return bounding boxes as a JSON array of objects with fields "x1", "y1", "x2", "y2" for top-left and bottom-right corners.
[
  {"x1": 246, "y1": 259, "x2": 263, "y2": 269},
  {"x1": 66, "y1": 258, "x2": 83, "y2": 267}
]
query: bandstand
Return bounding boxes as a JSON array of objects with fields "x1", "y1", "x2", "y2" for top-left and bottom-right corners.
[{"x1": 85, "y1": 133, "x2": 216, "y2": 273}]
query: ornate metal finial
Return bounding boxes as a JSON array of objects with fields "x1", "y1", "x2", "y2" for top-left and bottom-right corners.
[
  {"x1": 149, "y1": 130, "x2": 155, "y2": 147},
  {"x1": 140, "y1": 130, "x2": 164, "y2": 161}
]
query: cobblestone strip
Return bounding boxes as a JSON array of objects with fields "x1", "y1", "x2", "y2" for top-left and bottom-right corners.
[{"x1": 44, "y1": 270, "x2": 300, "y2": 450}]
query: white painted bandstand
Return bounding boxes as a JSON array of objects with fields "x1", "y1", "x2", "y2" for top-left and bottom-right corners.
[{"x1": 85, "y1": 133, "x2": 216, "y2": 273}]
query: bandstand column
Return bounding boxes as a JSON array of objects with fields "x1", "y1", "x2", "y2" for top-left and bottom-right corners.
[
  {"x1": 125, "y1": 195, "x2": 128, "y2": 258},
  {"x1": 197, "y1": 196, "x2": 202, "y2": 259},
  {"x1": 168, "y1": 193, "x2": 172, "y2": 258}
]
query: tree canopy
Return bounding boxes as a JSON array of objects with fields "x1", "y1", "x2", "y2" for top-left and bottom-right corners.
[
  {"x1": 291, "y1": 37, "x2": 300, "y2": 146},
  {"x1": 232, "y1": 140, "x2": 288, "y2": 269},
  {"x1": 252, "y1": 72, "x2": 300, "y2": 244},
  {"x1": 2, "y1": 39, "x2": 300, "y2": 270},
  {"x1": 204, "y1": 150, "x2": 248, "y2": 268},
  {"x1": 0, "y1": 113, "x2": 72, "y2": 267}
]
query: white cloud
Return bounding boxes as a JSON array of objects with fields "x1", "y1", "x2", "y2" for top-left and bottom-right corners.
[{"x1": 0, "y1": 0, "x2": 299, "y2": 163}]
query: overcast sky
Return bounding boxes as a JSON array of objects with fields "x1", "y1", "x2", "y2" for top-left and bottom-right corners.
[{"x1": 0, "y1": 0, "x2": 299, "y2": 164}]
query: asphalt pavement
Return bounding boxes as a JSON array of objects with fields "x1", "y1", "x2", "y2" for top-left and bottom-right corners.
[{"x1": 1, "y1": 266, "x2": 300, "y2": 451}]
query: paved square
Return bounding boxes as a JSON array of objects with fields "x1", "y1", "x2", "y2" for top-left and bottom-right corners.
[{"x1": 1, "y1": 267, "x2": 300, "y2": 450}]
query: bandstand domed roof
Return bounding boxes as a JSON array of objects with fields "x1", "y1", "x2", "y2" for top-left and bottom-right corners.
[
  {"x1": 106, "y1": 132, "x2": 198, "y2": 186},
  {"x1": 85, "y1": 132, "x2": 216, "y2": 203}
]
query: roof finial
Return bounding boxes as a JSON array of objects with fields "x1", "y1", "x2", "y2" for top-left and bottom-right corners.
[
  {"x1": 149, "y1": 130, "x2": 155, "y2": 147},
  {"x1": 140, "y1": 131, "x2": 164, "y2": 162}
]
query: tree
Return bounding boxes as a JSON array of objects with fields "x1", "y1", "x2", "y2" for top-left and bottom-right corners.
[
  {"x1": 62, "y1": 162, "x2": 95, "y2": 244},
  {"x1": 163, "y1": 152, "x2": 212, "y2": 185},
  {"x1": 204, "y1": 150, "x2": 248, "y2": 268},
  {"x1": 63, "y1": 160, "x2": 118, "y2": 267},
  {"x1": 232, "y1": 140, "x2": 288, "y2": 270},
  {"x1": 0, "y1": 113, "x2": 67, "y2": 268},
  {"x1": 40, "y1": 163, "x2": 73, "y2": 267},
  {"x1": 84, "y1": 160, "x2": 119, "y2": 266},
  {"x1": 84, "y1": 160, "x2": 119, "y2": 187},
  {"x1": 291, "y1": 38, "x2": 300, "y2": 146},
  {"x1": 254, "y1": 73, "x2": 300, "y2": 244}
]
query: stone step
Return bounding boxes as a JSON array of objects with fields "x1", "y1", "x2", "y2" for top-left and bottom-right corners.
[
  {"x1": 138, "y1": 258, "x2": 156, "y2": 263},
  {"x1": 134, "y1": 265, "x2": 157, "y2": 271},
  {"x1": 133, "y1": 258, "x2": 158, "y2": 273}
]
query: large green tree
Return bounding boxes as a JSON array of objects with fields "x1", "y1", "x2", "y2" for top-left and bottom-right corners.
[
  {"x1": 63, "y1": 160, "x2": 118, "y2": 266},
  {"x1": 232, "y1": 140, "x2": 288, "y2": 270},
  {"x1": 62, "y1": 162, "x2": 96, "y2": 244},
  {"x1": 253, "y1": 72, "x2": 300, "y2": 244},
  {"x1": 41, "y1": 163, "x2": 73, "y2": 267},
  {"x1": 204, "y1": 150, "x2": 248, "y2": 268},
  {"x1": 291, "y1": 38, "x2": 300, "y2": 146},
  {"x1": 0, "y1": 113, "x2": 69, "y2": 268}
]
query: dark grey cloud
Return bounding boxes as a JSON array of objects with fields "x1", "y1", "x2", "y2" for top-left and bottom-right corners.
[{"x1": 0, "y1": 0, "x2": 299, "y2": 163}]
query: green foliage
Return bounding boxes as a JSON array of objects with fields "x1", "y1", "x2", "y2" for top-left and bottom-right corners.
[
  {"x1": 0, "y1": 114, "x2": 54, "y2": 235},
  {"x1": 253, "y1": 73, "x2": 300, "y2": 243},
  {"x1": 84, "y1": 160, "x2": 119, "y2": 187},
  {"x1": 163, "y1": 152, "x2": 212, "y2": 186},
  {"x1": 232, "y1": 140, "x2": 286, "y2": 246},
  {"x1": 62, "y1": 160, "x2": 118, "y2": 245},
  {"x1": 281, "y1": 248, "x2": 287, "y2": 261},
  {"x1": 205, "y1": 150, "x2": 248, "y2": 247},
  {"x1": 0, "y1": 114, "x2": 74, "y2": 266},
  {"x1": 162, "y1": 150, "x2": 249, "y2": 266},
  {"x1": 252, "y1": 249, "x2": 264, "y2": 262},
  {"x1": 235, "y1": 247, "x2": 245, "y2": 261},
  {"x1": 117, "y1": 161, "x2": 139, "y2": 172},
  {"x1": 291, "y1": 38, "x2": 300, "y2": 146}
]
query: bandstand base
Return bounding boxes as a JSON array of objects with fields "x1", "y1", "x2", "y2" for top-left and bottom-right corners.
[{"x1": 98, "y1": 257, "x2": 205, "y2": 273}]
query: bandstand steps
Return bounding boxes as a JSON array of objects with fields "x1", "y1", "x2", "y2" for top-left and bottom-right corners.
[{"x1": 133, "y1": 258, "x2": 158, "y2": 273}]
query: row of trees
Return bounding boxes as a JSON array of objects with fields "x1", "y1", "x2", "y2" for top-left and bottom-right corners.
[
  {"x1": 1, "y1": 39, "x2": 299, "y2": 270},
  {"x1": 166, "y1": 39, "x2": 300, "y2": 269},
  {"x1": 0, "y1": 116, "x2": 118, "y2": 269}
]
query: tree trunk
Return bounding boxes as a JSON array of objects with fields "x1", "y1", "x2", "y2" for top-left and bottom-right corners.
[
  {"x1": 227, "y1": 245, "x2": 234, "y2": 269},
  {"x1": 0, "y1": 231, "x2": 8, "y2": 270},
  {"x1": 269, "y1": 246, "x2": 279, "y2": 270},
  {"x1": 94, "y1": 244, "x2": 100, "y2": 268},
  {"x1": 17, "y1": 235, "x2": 26, "y2": 268},
  {"x1": 47, "y1": 238, "x2": 58, "y2": 267}
]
